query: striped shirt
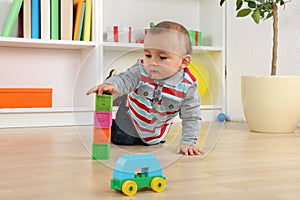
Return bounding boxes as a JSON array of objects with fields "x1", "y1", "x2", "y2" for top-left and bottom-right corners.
[{"x1": 105, "y1": 59, "x2": 201, "y2": 146}]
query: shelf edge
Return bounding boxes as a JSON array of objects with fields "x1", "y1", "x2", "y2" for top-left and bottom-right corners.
[
  {"x1": 0, "y1": 37, "x2": 97, "y2": 50},
  {"x1": 103, "y1": 42, "x2": 223, "y2": 52}
]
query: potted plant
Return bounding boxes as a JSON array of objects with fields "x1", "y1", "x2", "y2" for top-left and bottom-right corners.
[{"x1": 220, "y1": 0, "x2": 300, "y2": 133}]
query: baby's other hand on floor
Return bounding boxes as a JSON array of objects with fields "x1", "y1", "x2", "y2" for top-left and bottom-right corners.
[{"x1": 176, "y1": 144, "x2": 204, "y2": 156}]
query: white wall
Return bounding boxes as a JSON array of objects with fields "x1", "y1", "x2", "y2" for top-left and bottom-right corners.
[{"x1": 226, "y1": 1, "x2": 300, "y2": 121}]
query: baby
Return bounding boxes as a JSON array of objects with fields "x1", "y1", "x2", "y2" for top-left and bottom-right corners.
[{"x1": 87, "y1": 21, "x2": 203, "y2": 156}]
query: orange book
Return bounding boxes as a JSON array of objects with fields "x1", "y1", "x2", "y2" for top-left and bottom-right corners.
[{"x1": 73, "y1": 0, "x2": 85, "y2": 40}]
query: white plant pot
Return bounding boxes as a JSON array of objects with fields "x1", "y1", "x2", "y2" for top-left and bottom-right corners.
[{"x1": 241, "y1": 76, "x2": 300, "y2": 133}]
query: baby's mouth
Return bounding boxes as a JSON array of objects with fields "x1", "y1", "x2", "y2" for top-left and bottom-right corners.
[{"x1": 150, "y1": 69, "x2": 158, "y2": 73}]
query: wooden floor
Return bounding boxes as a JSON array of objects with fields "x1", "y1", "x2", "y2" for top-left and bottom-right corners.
[{"x1": 1, "y1": 122, "x2": 300, "y2": 200}]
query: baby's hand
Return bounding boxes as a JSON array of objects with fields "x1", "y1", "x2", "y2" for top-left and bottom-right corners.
[
  {"x1": 86, "y1": 84, "x2": 120, "y2": 96},
  {"x1": 176, "y1": 144, "x2": 204, "y2": 156}
]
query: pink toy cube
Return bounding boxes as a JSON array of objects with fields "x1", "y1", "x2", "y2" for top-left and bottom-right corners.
[{"x1": 94, "y1": 112, "x2": 112, "y2": 128}]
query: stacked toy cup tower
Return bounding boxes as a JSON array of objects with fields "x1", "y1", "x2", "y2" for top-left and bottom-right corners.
[{"x1": 92, "y1": 93, "x2": 113, "y2": 160}]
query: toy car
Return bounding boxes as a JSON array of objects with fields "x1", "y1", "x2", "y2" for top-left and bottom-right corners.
[{"x1": 110, "y1": 153, "x2": 166, "y2": 196}]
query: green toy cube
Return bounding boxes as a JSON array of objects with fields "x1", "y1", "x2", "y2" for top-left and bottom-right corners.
[
  {"x1": 92, "y1": 143, "x2": 110, "y2": 160},
  {"x1": 95, "y1": 94, "x2": 113, "y2": 112}
]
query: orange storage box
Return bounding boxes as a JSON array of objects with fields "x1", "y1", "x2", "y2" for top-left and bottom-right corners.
[{"x1": 0, "y1": 88, "x2": 52, "y2": 108}]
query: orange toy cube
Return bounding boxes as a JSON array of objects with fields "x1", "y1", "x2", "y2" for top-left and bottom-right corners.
[{"x1": 93, "y1": 128, "x2": 111, "y2": 144}]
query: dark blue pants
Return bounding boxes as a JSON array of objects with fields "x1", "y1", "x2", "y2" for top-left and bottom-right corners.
[{"x1": 111, "y1": 120, "x2": 147, "y2": 145}]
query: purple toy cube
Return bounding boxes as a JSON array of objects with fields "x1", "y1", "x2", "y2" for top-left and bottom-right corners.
[{"x1": 94, "y1": 112, "x2": 112, "y2": 128}]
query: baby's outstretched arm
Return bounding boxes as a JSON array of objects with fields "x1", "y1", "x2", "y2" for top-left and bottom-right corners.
[
  {"x1": 176, "y1": 144, "x2": 204, "y2": 156},
  {"x1": 86, "y1": 84, "x2": 120, "y2": 96}
]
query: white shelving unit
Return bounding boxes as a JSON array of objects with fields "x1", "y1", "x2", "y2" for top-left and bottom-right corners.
[
  {"x1": 0, "y1": 0, "x2": 101, "y2": 128},
  {"x1": 0, "y1": 0, "x2": 225, "y2": 128}
]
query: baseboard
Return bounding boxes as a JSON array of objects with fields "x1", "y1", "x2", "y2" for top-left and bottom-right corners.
[
  {"x1": 0, "y1": 111, "x2": 93, "y2": 128},
  {"x1": 0, "y1": 108, "x2": 225, "y2": 128}
]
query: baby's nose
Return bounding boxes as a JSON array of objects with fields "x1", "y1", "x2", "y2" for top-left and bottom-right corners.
[{"x1": 150, "y1": 58, "x2": 158, "y2": 66}]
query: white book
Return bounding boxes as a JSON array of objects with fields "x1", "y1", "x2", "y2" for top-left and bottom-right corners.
[
  {"x1": 23, "y1": 0, "x2": 31, "y2": 38},
  {"x1": 61, "y1": 0, "x2": 73, "y2": 40},
  {"x1": 41, "y1": 0, "x2": 50, "y2": 40}
]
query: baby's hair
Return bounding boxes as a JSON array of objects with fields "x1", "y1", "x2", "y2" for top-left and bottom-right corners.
[{"x1": 148, "y1": 21, "x2": 192, "y2": 55}]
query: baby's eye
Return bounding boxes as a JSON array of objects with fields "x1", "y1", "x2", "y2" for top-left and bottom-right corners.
[
  {"x1": 144, "y1": 54, "x2": 152, "y2": 58},
  {"x1": 159, "y1": 56, "x2": 167, "y2": 60}
]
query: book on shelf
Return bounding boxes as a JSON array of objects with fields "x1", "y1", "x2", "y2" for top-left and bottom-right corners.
[
  {"x1": 23, "y1": 0, "x2": 31, "y2": 38},
  {"x1": 82, "y1": 0, "x2": 92, "y2": 41},
  {"x1": 50, "y1": 0, "x2": 59, "y2": 40},
  {"x1": 61, "y1": 0, "x2": 73, "y2": 40},
  {"x1": 31, "y1": 0, "x2": 40, "y2": 39},
  {"x1": 0, "y1": 0, "x2": 94, "y2": 42},
  {"x1": 78, "y1": 2, "x2": 86, "y2": 41},
  {"x1": 18, "y1": 3, "x2": 23, "y2": 38},
  {"x1": 73, "y1": 0, "x2": 86, "y2": 41},
  {"x1": 41, "y1": 0, "x2": 51, "y2": 40},
  {"x1": 1, "y1": 0, "x2": 23, "y2": 37}
]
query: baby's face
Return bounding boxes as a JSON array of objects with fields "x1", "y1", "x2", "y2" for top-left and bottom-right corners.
[
  {"x1": 143, "y1": 48, "x2": 183, "y2": 80},
  {"x1": 143, "y1": 31, "x2": 186, "y2": 80}
]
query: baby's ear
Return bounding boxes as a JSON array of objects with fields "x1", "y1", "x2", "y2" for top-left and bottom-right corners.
[{"x1": 181, "y1": 55, "x2": 192, "y2": 68}]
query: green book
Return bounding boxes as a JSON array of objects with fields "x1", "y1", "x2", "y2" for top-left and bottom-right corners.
[
  {"x1": 50, "y1": 0, "x2": 59, "y2": 40},
  {"x1": 1, "y1": 0, "x2": 23, "y2": 37}
]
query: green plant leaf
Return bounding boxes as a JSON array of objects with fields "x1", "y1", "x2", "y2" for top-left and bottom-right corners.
[
  {"x1": 236, "y1": 0, "x2": 243, "y2": 11},
  {"x1": 262, "y1": 3, "x2": 272, "y2": 11},
  {"x1": 220, "y1": 0, "x2": 226, "y2": 6},
  {"x1": 266, "y1": 12, "x2": 273, "y2": 19},
  {"x1": 248, "y1": 1, "x2": 257, "y2": 8},
  {"x1": 251, "y1": 9, "x2": 261, "y2": 24},
  {"x1": 237, "y1": 8, "x2": 252, "y2": 17},
  {"x1": 280, "y1": 0, "x2": 285, "y2": 6}
]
